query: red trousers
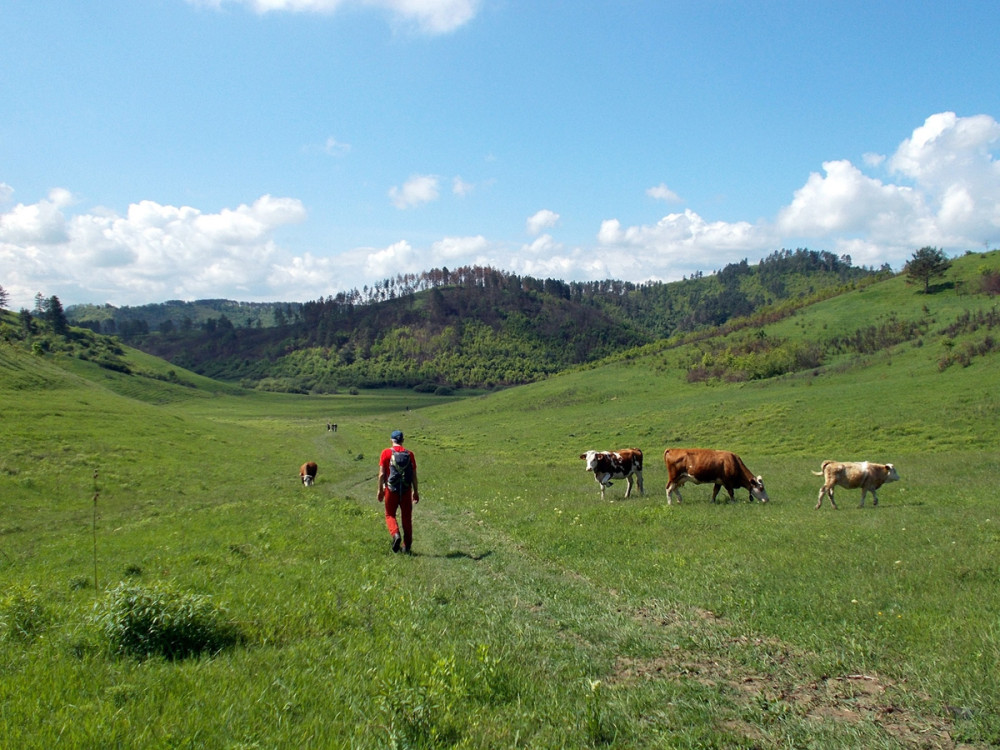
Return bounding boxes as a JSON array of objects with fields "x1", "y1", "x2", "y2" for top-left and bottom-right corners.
[{"x1": 383, "y1": 489, "x2": 413, "y2": 549}]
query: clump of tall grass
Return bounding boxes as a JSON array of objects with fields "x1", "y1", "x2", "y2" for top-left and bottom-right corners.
[
  {"x1": 94, "y1": 581, "x2": 241, "y2": 659},
  {"x1": 0, "y1": 584, "x2": 50, "y2": 642}
]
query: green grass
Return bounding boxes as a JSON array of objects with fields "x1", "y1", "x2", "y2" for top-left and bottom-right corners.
[{"x1": 2, "y1": 255, "x2": 1000, "y2": 747}]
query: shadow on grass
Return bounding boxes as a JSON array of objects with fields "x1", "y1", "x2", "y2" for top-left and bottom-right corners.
[{"x1": 444, "y1": 550, "x2": 494, "y2": 561}]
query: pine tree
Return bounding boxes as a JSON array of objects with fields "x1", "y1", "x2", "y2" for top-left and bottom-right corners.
[
  {"x1": 46, "y1": 295, "x2": 70, "y2": 335},
  {"x1": 904, "y1": 247, "x2": 952, "y2": 293}
]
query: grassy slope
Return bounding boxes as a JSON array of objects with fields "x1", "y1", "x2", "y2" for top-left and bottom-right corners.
[{"x1": 2, "y1": 252, "x2": 999, "y2": 748}]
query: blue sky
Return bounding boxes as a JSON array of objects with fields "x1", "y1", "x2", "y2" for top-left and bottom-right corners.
[{"x1": 2, "y1": 0, "x2": 999, "y2": 309}]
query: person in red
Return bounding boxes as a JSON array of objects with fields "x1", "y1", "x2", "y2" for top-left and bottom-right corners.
[{"x1": 377, "y1": 429, "x2": 419, "y2": 553}]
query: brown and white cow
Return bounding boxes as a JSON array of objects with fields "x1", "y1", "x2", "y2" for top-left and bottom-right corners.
[
  {"x1": 300, "y1": 461, "x2": 318, "y2": 486},
  {"x1": 812, "y1": 460, "x2": 899, "y2": 509},
  {"x1": 663, "y1": 448, "x2": 769, "y2": 504},
  {"x1": 579, "y1": 449, "x2": 644, "y2": 500}
]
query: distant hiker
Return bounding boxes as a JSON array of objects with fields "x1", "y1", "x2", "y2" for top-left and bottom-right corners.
[{"x1": 377, "y1": 429, "x2": 420, "y2": 554}]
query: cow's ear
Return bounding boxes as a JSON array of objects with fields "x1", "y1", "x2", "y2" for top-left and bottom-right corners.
[
  {"x1": 579, "y1": 454, "x2": 586, "y2": 460},
  {"x1": 886, "y1": 463, "x2": 894, "y2": 469}
]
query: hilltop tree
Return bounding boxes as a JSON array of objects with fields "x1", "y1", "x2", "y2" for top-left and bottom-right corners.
[
  {"x1": 905, "y1": 246, "x2": 952, "y2": 293},
  {"x1": 45, "y1": 295, "x2": 70, "y2": 335},
  {"x1": 0, "y1": 284, "x2": 8, "y2": 310}
]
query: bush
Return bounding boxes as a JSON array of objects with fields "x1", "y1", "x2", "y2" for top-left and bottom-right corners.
[{"x1": 94, "y1": 582, "x2": 241, "y2": 660}]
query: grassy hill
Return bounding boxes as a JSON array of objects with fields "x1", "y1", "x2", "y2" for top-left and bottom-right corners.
[
  {"x1": 3, "y1": 251, "x2": 1000, "y2": 747},
  {"x1": 66, "y1": 250, "x2": 884, "y2": 391}
]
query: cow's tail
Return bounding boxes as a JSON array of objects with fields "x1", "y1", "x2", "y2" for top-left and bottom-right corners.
[{"x1": 812, "y1": 460, "x2": 835, "y2": 475}]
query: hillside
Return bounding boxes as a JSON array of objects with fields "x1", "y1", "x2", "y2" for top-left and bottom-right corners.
[
  {"x1": 66, "y1": 249, "x2": 885, "y2": 391},
  {"x1": 4, "y1": 251, "x2": 1000, "y2": 747}
]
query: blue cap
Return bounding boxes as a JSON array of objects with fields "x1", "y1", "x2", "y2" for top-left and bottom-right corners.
[{"x1": 390, "y1": 430, "x2": 404, "y2": 442}]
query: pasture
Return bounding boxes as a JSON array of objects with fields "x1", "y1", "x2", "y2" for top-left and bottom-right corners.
[{"x1": 3, "y1": 264, "x2": 1000, "y2": 747}]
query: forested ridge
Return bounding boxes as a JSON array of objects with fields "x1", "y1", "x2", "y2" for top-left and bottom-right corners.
[{"x1": 66, "y1": 249, "x2": 887, "y2": 391}]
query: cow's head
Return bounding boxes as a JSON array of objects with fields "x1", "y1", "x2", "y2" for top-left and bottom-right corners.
[
  {"x1": 884, "y1": 464, "x2": 900, "y2": 483},
  {"x1": 579, "y1": 451, "x2": 601, "y2": 473},
  {"x1": 750, "y1": 476, "x2": 769, "y2": 502},
  {"x1": 302, "y1": 474, "x2": 315, "y2": 487}
]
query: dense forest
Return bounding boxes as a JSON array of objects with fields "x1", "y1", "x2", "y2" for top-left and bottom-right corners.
[{"x1": 64, "y1": 249, "x2": 889, "y2": 391}]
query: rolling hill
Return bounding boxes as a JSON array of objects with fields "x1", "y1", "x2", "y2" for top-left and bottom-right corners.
[{"x1": 3, "y1": 249, "x2": 1000, "y2": 747}]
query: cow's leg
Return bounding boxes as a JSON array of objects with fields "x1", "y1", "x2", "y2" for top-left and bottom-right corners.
[
  {"x1": 623, "y1": 475, "x2": 634, "y2": 499},
  {"x1": 815, "y1": 486, "x2": 826, "y2": 509},
  {"x1": 859, "y1": 487, "x2": 874, "y2": 508},
  {"x1": 595, "y1": 475, "x2": 606, "y2": 500},
  {"x1": 636, "y1": 470, "x2": 644, "y2": 496},
  {"x1": 871, "y1": 489, "x2": 879, "y2": 507},
  {"x1": 665, "y1": 482, "x2": 682, "y2": 505}
]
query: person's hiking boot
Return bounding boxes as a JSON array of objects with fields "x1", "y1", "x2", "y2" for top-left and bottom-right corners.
[{"x1": 391, "y1": 533, "x2": 402, "y2": 553}]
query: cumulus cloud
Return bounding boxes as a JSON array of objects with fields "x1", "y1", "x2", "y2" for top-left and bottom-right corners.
[
  {"x1": 646, "y1": 183, "x2": 682, "y2": 203},
  {"x1": 776, "y1": 160, "x2": 921, "y2": 235},
  {"x1": 0, "y1": 192, "x2": 305, "y2": 308},
  {"x1": 526, "y1": 209, "x2": 559, "y2": 236},
  {"x1": 389, "y1": 174, "x2": 440, "y2": 209},
  {"x1": 4, "y1": 112, "x2": 999, "y2": 309},
  {"x1": 191, "y1": 0, "x2": 479, "y2": 33},
  {"x1": 587, "y1": 112, "x2": 1000, "y2": 279}
]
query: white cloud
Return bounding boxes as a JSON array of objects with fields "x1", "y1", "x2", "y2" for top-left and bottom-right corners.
[
  {"x1": 863, "y1": 152, "x2": 886, "y2": 168},
  {"x1": 0, "y1": 192, "x2": 305, "y2": 308},
  {"x1": 773, "y1": 113, "x2": 1000, "y2": 254},
  {"x1": 4, "y1": 112, "x2": 1000, "y2": 310},
  {"x1": 776, "y1": 160, "x2": 920, "y2": 235},
  {"x1": 526, "y1": 209, "x2": 559, "y2": 236},
  {"x1": 430, "y1": 234, "x2": 489, "y2": 261},
  {"x1": 452, "y1": 176, "x2": 474, "y2": 197},
  {"x1": 191, "y1": 0, "x2": 479, "y2": 33},
  {"x1": 323, "y1": 136, "x2": 351, "y2": 156},
  {"x1": 0, "y1": 188, "x2": 74, "y2": 245},
  {"x1": 646, "y1": 183, "x2": 682, "y2": 203},
  {"x1": 389, "y1": 174, "x2": 440, "y2": 209}
]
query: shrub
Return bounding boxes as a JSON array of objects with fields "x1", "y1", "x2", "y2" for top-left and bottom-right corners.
[{"x1": 94, "y1": 582, "x2": 241, "y2": 660}]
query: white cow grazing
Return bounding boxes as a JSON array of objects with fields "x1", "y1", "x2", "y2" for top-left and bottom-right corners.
[{"x1": 813, "y1": 460, "x2": 899, "y2": 509}]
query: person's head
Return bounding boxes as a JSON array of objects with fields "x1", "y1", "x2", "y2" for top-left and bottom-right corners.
[{"x1": 390, "y1": 429, "x2": 404, "y2": 444}]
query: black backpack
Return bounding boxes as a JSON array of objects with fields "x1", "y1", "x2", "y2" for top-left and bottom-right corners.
[{"x1": 387, "y1": 449, "x2": 413, "y2": 492}]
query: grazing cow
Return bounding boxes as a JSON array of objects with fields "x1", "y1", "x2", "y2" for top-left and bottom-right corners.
[
  {"x1": 663, "y1": 448, "x2": 769, "y2": 504},
  {"x1": 579, "y1": 449, "x2": 644, "y2": 500},
  {"x1": 812, "y1": 460, "x2": 899, "y2": 509},
  {"x1": 300, "y1": 461, "x2": 318, "y2": 486}
]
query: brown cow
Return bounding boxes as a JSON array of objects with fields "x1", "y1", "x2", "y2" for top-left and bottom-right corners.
[
  {"x1": 579, "y1": 449, "x2": 644, "y2": 500},
  {"x1": 300, "y1": 461, "x2": 318, "y2": 486},
  {"x1": 663, "y1": 448, "x2": 769, "y2": 504},
  {"x1": 813, "y1": 460, "x2": 899, "y2": 509}
]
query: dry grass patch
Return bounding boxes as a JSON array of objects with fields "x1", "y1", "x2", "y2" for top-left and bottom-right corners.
[{"x1": 613, "y1": 605, "x2": 982, "y2": 749}]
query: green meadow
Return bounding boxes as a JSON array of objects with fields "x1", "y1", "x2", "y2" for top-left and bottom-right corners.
[{"x1": 3, "y1": 253, "x2": 1000, "y2": 748}]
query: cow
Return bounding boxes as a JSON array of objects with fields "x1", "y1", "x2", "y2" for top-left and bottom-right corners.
[
  {"x1": 663, "y1": 448, "x2": 769, "y2": 504},
  {"x1": 300, "y1": 461, "x2": 318, "y2": 486},
  {"x1": 812, "y1": 460, "x2": 899, "y2": 509},
  {"x1": 579, "y1": 449, "x2": 644, "y2": 500}
]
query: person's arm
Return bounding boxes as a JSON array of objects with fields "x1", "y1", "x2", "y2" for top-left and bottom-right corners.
[
  {"x1": 376, "y1": 455, "x2": 387, "y2": 501},
  {"x1": 411, "y1": 452, "x2": 419, "y2": 503}
]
